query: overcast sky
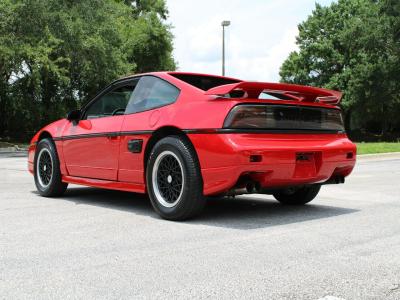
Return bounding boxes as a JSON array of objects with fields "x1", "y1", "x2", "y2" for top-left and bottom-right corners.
[{"x1": 167, "y1": 0, "x2": 335, "y2": 82}]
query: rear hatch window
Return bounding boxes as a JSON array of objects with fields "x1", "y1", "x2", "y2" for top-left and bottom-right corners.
[{"x1": 170, "y1": 73, "x2": 239, "y2": 91}]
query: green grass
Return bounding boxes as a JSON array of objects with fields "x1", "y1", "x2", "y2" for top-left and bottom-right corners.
[{"x1": 356, "y1": 142, "x2": 400, "y2": 155}]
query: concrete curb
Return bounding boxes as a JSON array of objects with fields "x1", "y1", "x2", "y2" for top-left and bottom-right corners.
[
  {"x1": 357, "y1": 152, "x2": 400, "y2": 161},
  {"x1": 0, "y1": 145, "x2": 28, "y2": 156},
  {"x1": 0, "y1": 146, "x2": 18, "y2": 153},
  {"x1": 0, "y1": 145, "x2": 28, "y2": 153}
]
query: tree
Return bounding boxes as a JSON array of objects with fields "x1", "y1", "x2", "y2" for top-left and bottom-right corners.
[
  {"x1": 124, "y1": 2, "x2": 176, "y2": 72},
  {"x1": 0, "y1": 0, "x2": 176, "y2": 141},
  {"x1": 280, "y1": 0, "x2": 400, "y2": 139}
]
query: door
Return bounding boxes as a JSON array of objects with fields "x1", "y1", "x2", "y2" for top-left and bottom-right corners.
[{"x1": 62, "y1": 79, "x2": 138, "y2": 180}]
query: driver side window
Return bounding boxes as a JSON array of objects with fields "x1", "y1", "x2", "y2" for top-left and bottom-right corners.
[{"x1": 85, "y1": 81, "x2": 137, "y2": 119}]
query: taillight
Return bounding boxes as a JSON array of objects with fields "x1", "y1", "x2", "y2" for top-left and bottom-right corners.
[
  {"x1": 223, "y1": 105, "x2": 269, "y2": 129},
  {"x1": 223, "y1": 104, "x2": 345, "y2": 131}
]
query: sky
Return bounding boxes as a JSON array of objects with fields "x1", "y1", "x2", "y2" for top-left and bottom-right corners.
[{"x1": 166, "y1": 0, "x2": 336, "y2": 82}]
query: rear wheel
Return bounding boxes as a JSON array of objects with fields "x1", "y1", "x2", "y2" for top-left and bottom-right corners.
[
  {"x1": 34, "y1": 138, "x2": 68, "y2": 197},
  {"x1": 273, "y1": 185, "x2": 321, "y2": 205},
  {"x1": 146, "y1": 136, "x2": 205, "y2": 220}
]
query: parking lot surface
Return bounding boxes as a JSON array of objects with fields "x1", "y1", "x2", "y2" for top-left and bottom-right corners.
[{"x1": 1, "y1": 154, "x2": 400, "y2": 299}]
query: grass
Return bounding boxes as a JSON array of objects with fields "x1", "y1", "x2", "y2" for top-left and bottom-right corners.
[{"x1": 356, "y1": 142, "x2": 400, "y2": 155}]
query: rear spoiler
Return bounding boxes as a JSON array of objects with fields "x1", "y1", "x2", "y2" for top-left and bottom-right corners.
[{"x1": 205, "y1": 81, "x2": 342, "y2": 104}]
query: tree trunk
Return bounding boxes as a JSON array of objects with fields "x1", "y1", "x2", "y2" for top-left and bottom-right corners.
[
  {"x1": 381, "y1": 100, "x2": 387, "y2": 136},
  {"x1": 344, "y1": 107, "x2": 352, "y2": 134},
  {"x1": 0, "y1": 80, "x2": 8, "y2": 137}
]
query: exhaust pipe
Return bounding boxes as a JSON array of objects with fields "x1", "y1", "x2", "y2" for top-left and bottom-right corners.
[
  {"x1": 246, "y1": 181, "x2": 255, "y2": 193},
  {"x1": 228, "y1": 181, "x2": 257, "y2": 195}
]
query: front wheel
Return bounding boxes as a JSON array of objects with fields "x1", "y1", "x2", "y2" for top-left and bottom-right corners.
[
  {"x1": 34, "y1": 138, "x2": 68, "y2": 197},
  {"x1": 146, "y1": 136, "x2": 205, "y2": 220},
  {"x1": 273, "y1": 185, "x2": 321, "y2": 205}
]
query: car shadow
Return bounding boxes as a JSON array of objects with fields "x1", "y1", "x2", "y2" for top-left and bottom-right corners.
[
  {"x1": 193, "y1": 196, "x2": 357, "y2": 229},
  {"x1": 33, "y1": 186, "x2": 358, "y2": 230}
]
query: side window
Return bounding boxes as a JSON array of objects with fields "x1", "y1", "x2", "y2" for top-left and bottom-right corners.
[
  {"x1": 125, "y1": 76, "x2": 180, "y2": 114},
  {"x1": 85, "y1": 82, "x2": 137, "y2": 119}
]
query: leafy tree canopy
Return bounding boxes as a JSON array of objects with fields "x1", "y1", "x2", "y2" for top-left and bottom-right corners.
[
  {"x1": 0, "y1": 0, "x2": 175, "y2": 140},
  {"x1": 280, "y1": 0, "x2": 400, "y2": 139}
]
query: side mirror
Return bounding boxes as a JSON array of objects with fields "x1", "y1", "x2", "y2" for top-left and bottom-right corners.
[{"x1": 66, "y1": 110, "x2": 81, "y2": 122}]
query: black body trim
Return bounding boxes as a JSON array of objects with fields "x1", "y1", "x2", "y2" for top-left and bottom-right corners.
[
  {"x1": 55, "y1": 128, "x2": 343, "y2": 141},
  {"x1": 57, "y1": 130, "x2": 153, "y2": 141},
  {"x1": 120, "y1": 130, "x2": 154, "y2": 136}
]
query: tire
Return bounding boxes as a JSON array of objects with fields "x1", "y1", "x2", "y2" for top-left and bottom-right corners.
[
  {"x1": 146, "y1": 136, "x2": 205, "y2": 220},
  {"x1": 34, "y1": 138, "x2": 68, "y2": 197},
  {"x1": 273, "y1": 185, "x2": 321, "y2": 205}
]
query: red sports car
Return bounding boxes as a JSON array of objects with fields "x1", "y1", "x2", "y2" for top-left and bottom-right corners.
[{"x1": 28, "y1": 72, "x2": 356, "y2": 220}]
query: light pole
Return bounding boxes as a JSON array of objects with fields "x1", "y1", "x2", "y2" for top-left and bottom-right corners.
[{"x1": 221, "y1": 20, "x2": 230, "y2": 76}]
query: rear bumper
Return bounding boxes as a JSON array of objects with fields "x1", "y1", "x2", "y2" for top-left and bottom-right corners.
[{"x1": 188, "y1": 133, "x2": 356, "y2": 195}]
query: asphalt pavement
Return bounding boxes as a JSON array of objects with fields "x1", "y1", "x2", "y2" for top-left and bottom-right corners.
[{"x1": 1, "y1": 153, "x2": 399, "y2": 299}]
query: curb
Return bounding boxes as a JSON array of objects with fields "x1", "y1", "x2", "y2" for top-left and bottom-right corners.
[
  {"x1": 357, "y1": 152, "x2": 400, "y2": 160},
  {"x1": 0, "y1": 146, "x2": 28, "y2": 155},
  {"x1": 0, "y1": 146, "x2": 18, "y2": 153}
]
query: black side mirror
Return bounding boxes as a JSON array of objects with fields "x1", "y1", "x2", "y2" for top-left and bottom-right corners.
[{"x1": 66, "y1": 110, "x2": 81, "y2": 122}]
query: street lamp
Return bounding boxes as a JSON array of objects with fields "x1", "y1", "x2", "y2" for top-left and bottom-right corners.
[{"x1": 221, "y1": 20, "x2": 231, "y2": 76}]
